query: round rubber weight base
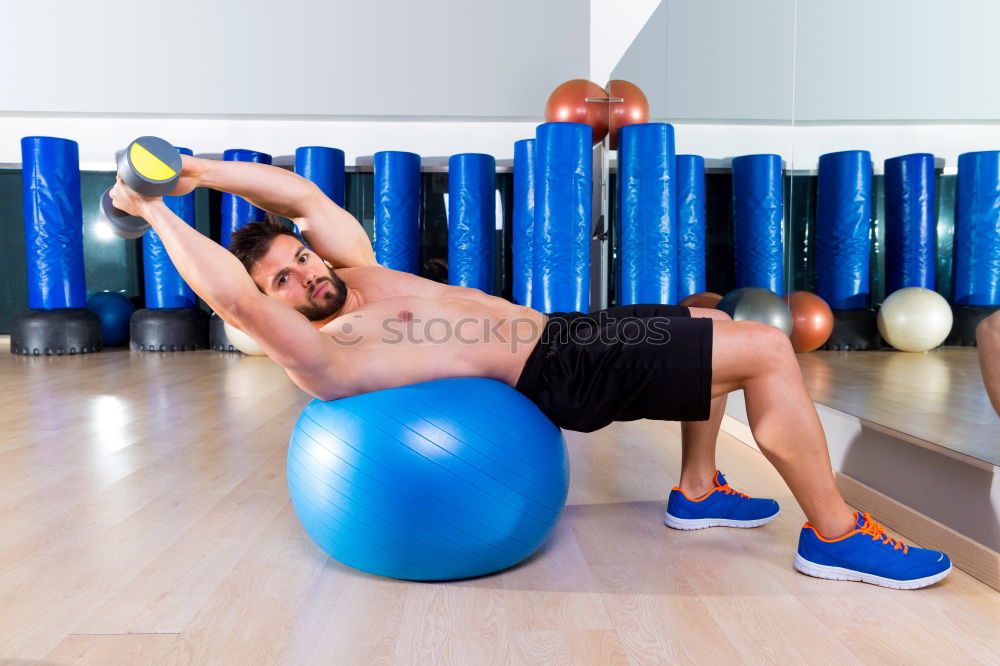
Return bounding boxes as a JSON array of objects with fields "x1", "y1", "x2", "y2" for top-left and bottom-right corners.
[
  {"x1": 946, "y1": 305, "x2": 1000, "y2": 347},
  {"x1": 10, "y1": 308, "x2": 102, "y2": 355},
  {"x1": 208, "y1": 312, "x2": 239, "y2": 352},
  {"x1": 820, "y1": 308, "x2": 882, "y2": 351},
  {"x1": 130, "y1": 308, "x2": 209, "y2": 352}
]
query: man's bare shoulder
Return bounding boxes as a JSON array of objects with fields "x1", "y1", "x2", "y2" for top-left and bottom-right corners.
[
  {"x1": 334, "y1": 264, "x2": 423, "y2": 281},
  {"x1": 334, "y1": 265, "x2": 453, "y2": 302},
  {"x1": 333, "y1": 264, "x2": 390, "y2": 279}
]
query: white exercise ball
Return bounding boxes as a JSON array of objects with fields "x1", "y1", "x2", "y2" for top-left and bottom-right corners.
[
  {"x1": 877, "y1": 287, "x2": 953, "y2": 352},
  {"x1": 223, "y1": 321, "x2": 267, "y2": 356}
]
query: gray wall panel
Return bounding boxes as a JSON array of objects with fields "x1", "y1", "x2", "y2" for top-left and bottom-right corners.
[
  {"x1": 664, "y1": 0, "x2": 794, "y2": 121},
  {"x1": 794, "y1": 0, "x2": 1000, "y2": 121},
  {"x1": 609, "y1": 2, "x2": 668, "y2": 117},
  {"x1": 612, "y1": 0, "x2": 1000, "y2": 123},
  {"x1": 614, "y1": 0, "x2": 795, "y2": 122}
]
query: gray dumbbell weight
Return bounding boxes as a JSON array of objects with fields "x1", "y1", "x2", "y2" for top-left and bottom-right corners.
[{"x1": 100, "y1": 136, "x2": 182, "y2": 239}]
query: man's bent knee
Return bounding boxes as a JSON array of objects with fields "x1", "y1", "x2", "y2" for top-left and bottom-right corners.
[
  {"x1": 747, "y1": 321, "x2": 796, "y2": 361},
  {"x1": 977, "y1": 312, "x2": 1000, "y2": 346},
  {"x1": 713, "y1": 320, "x2": 795, "y2": 383}
]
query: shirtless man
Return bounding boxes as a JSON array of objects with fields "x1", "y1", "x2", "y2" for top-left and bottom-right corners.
[{"x1": 109, "y1": 155, "x2": 952, "y2": 589}]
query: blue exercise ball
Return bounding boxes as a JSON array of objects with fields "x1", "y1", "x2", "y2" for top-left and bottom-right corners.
[
  {"x1": 86, "y1": 291, "x2": 136, "y2": 347},
  {"x1": 287, "y1": 378, "x2": 569, "y2": 581}
]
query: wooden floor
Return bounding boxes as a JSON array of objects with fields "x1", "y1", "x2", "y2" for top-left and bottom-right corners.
[
  {"x1": 1, "y1": 348, "x2": 999, "y2": 665},
  {"x1": 798, "y1": 348, "x2": 1000, "y2": 466}
]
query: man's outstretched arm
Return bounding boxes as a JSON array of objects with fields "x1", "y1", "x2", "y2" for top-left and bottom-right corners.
[
  {"x1": 108, "y1": 178, "x2": 342, "y2": 380},
  {"x1": 178, "y1": 155, "x2": 377, "y2": 269}
]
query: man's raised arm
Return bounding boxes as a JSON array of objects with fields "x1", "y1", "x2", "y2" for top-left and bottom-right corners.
[
  {"x1": 107, "y1": 178, "x2": 343, "y2": 380},
  {"x1": 182, "y1": 155, "x2": 377, "y2": 268}
]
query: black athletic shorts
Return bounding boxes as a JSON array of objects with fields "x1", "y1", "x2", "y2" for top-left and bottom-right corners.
[{"x1": 515, "y1": 304, "x2": 713, "y2": 433}]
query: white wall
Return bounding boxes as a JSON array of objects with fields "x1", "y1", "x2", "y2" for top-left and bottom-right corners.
[
  {"x1": 1, "y1": 0, "x2": 587, "y2": 119},
  {"x1": 8, "y1": 114, "x2": 997, "y2": 171},
  {"x1": 1, "y1": 116, "x2": 542, "y2": 169},
  {"x1": 0, "y1": 0, "x2": 590, "y2": 166},
  {"x1": 8, "y1": 1, "x2": 999, "y2": 170}
]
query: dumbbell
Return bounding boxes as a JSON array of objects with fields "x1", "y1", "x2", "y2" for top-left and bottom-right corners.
[{"x1": 100, "y1": 136, "x2": 182, "y2": 239}]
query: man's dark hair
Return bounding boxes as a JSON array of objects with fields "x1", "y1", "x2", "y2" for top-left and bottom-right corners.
[{"x1": 228, "y1": 217, "x2": 301, "y2": 274}]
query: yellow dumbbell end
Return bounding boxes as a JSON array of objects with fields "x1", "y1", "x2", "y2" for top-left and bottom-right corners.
[{"x1": 129, "y1": 141, "x2": 178, "y2": 182}]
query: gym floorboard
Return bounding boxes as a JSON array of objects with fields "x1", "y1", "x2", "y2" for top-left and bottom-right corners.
[{"x1": 1, "y1": 344, "x2": 997, "y2": 664}]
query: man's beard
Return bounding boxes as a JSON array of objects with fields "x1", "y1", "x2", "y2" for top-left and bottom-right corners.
[{"x1": 296, "y1": 269, "x2": 348, "y2": 321}]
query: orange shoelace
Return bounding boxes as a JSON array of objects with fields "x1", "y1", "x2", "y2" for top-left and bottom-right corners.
[
  {"x1": 859, "y1": 512, "x2": 909, "y2": 553},
  {"x1": 719, "y1": 484, "x2": 750, "y2": 500}
]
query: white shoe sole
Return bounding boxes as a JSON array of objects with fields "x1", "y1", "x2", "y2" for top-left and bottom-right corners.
[
  {"x1": 663, "y1": 511, "x2": 779, "y2": 530},
  {"x1": 794, "y1": 553, "x2": 952, "y2": 589}
]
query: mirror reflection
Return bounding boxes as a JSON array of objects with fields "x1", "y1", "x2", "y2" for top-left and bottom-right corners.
[{"x1": 611, "y1": 0, "x2": 1000, "y2": 466}]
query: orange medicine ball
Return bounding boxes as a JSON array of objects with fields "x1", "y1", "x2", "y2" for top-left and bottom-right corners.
[
  {"x1": 543, "y1": 79, "x2": 610, "y2": 145},
  {"x1": 783, "y1": 291, "x2": 834, "y2": 352},
  {"x1": 605, "y1": 79, "x2": 650, "y2": 150}
]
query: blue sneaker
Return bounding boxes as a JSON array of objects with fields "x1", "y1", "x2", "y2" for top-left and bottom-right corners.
[
  {"x1": 664, "y1": 471, "x2": 780, "y2": 530},
  {"x1": 795, "y1": 512, "x2": 952, "y2": 589}
]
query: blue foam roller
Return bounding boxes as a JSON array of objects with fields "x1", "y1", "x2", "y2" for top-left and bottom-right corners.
[
  {"x1": 884, "y1": 153, "x2": 936, "y2": 294},
  {"x1": 816, "y1": 150, "x2": 872, "y2": 309},
  {"x1": 732, "y1": 154, "x2": 785, "y2": 295},
  {"x1": 373, "y1": 151, "x2": 420, "y2": 274},
  {"x1": 21, "y1": 136, "x2": 87, "y2": 309},
  {"x1": 533, "y1": 122, "x2": 591, "y2": 313},
  {"x1": 513, "y1": 139, "x2": 536, "y2": 308},
  {"x1": 676, "y1": 154, "x2": 706, "y2": 301},
  {"x1": 295, "y1": 146, "x2": 345, "y2": 207},
  {"x1": 448, "y1": 153, "x2": 496, "y2": 292},
  {"x1": 286, "y1": 378, "x2": 569, "y2": 581},
  {"x1": 221, "y1": 149, "x2": 272, "y2": 250},
  {"x1": 954, "y1": 151, "x2": 1000, "y2": 305},
  {"x1": 618, "y1": 123, "x2": 677, "y2": 305},
  {"x1": 144, "y1": 147, "x2": 197, "y2": 309}
]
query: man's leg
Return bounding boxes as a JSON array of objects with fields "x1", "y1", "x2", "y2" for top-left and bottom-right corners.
[
  {"x1": 679, "y1": 307, "x2": 730, "y2": 497},
  {"x1": 977, "y1": 312, "x2": 1000, "y2": 416},
  {"x1": 711, "y1": 320, "x2": 856, "y2": 538},
  {"x1": 600, "y1": 305, "x2": 733, "y2": 499},
  {"x1": 706, "y1": 320, "x2": 952, "y2": 587},
  {"x1": 678, "y1": 395, "x2": 727, "y2": 497}
]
